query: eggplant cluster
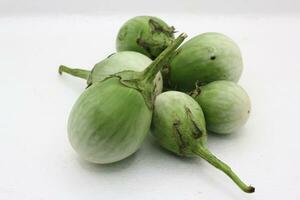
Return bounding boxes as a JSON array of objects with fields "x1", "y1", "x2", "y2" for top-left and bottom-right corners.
[{"x1": 59, "y1": 16, "x2": 254, "y2": 193}]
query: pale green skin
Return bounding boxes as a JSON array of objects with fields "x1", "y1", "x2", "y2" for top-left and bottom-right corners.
[
  {"x1": 68, "y1": 78, "x2": 152, "y2": 164},
  {"x1": 166, "y1": 32, "x2": 243, "y2": 92},
  {"x1": 66, "y1": 33, "x2": 188, "y2": 164},
  {"x1": 152, "y1": 91, "x2": 207, "y2": 156},
  {"x1": 89, "y1": 51, "x2": 163, "y2": 96},
  {"x1": 193, "y1": 81, "x2": 251, "y2": 134},
  {"x1": 116, "y1": 16, "x2": 174, "y2": 59},
  {"x1": 151, "y1": 91, "x2": 255, "y2": 193}
]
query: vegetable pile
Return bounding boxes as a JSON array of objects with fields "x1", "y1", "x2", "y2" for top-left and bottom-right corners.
[{"x1": 59, "y1": 16, "x2": 255, "y2": 193}]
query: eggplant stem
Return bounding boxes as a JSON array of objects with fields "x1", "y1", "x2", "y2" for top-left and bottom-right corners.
[
  {"x1": 193, "y1": 146, "x2": 255, "y2": 193},
  {"x1": 142, "y1": 33, "x2": 187, "y2": 83},
  {"x1": 59, "y1": 65, "x2": 90, "y2": 80}
]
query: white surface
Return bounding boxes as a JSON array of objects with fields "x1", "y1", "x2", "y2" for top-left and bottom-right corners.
[
  {"x1": 1, "y1": 12, "x2": 300, "y2": 200},
  {"x1": 1, "y1": 0, "x2": 300, "y2": 15}
]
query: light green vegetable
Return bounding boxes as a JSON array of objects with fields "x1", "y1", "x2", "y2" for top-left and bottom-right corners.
[
  {"x1": 163, "y1": 32, "x2": 243, "y2": 91},
  {"x1": 191, "y1": 80, "x2": 251, "y2": 134},
  {"x1": 152, "y1": 91, "x2": 255, "y2": 193},
  {"x1": 59, "y1": 51, "x2": 163, "y2": 96},
  {"x1": 64, "y1": 34, "x2": 186, "y2": 164},
  {"x1": 116, "y1": 16, "x2": 175, "y2": 59}
]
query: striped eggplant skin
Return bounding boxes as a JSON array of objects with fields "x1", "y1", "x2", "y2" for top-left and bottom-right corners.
[
  {"x1": 116, "y1": 16, "x2": 175, "y2": 59},
  {"x1": 65, "y1": 33, "x2": 187, "y2": 164},
  {"x1": 166, "y1": 32, "x2": 243, "y2": 92},
  {"x1": 89, "y1": 51, "x2": 163, "y2": 96},
  {"x1": 59, "y1": 51, "x2": 163, "y2": 96},
  {"x1": 151, "y1": 91, "x2": 207, "y2": 157},
  {"x1": 192, "y1": 81, "x2": 251, "y2": 134},
  {"x1": 90, "y1": 51, "x2": 152, "y2": 82},
  {"x1": 152, "y1": 90, "x2": 255, "y2": 193},
  {"x1": 68, "y1": 77, "x2": 152, "y2": 164}
]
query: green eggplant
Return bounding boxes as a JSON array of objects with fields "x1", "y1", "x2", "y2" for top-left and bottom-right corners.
[
  {"x1": 59, "y1": 51, "x2": 163, "y2": 96},
  {"x1": 63, "y1": 33, "x2": 186, "y2": 164},
  {"x1": 151, "y1": 91, "x2": 255, "y2": 193},
  {"x1": 191, "y1": 80, "x2": 251, "y2": 134},
  {"x1": 163, "y1": 32, "x2": 243, "y2": 92},
  {"x1": 116, "y1": 16, "x2": 175, "y2": 59}
]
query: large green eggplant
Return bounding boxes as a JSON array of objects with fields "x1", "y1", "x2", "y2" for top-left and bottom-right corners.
[
  {"x1": 191, "y1": 80, "x2": 251, "y2": 134},
  {"x1": 163, "y1": 32, "x2": 243, "y2": 92},
  {"x1": 59, "y1": 51, "x2": 163, "y2": 96},
  {"x1": 151, "y1": 91, "x2": 255, "y2": 193},
  {"x1": 64, "y1": 34, "x2": 186, "y2": 164},
  {"x1": 116, "y1": 16, "x2": 175, "y2": 59}
]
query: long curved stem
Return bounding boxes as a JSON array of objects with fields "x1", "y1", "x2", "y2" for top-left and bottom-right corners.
[
  {"x1": 58, "y1": 65, "x2": 90, "y2": 80},
  {"x1": 193, "y1": 146, "x2": 255, "y2": 193},
  {"x1": 142, "y1": 33, "x2": 187, "y2": 83}
]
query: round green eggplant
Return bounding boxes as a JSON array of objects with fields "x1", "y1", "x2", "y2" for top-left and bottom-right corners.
[
  {"x1": 65, "y1": 34, "x2": 187, "y2": 164},
  {"x1": 152, "y1": 91, "x2": 254, "y2": 193},
  {"x1": 164, "y1": 32, "x2": 243, "y2": 92},
  {"x1": 116, "y1": 16, "x2": 175, "y2": 59},
  {"x1": 191, "y1": 80, "x2": 251, "y2": 134},
  {"x1": 59, "y1": 51, "x2": 163, "y2": 96},
  {"x1": 68, "y1": 77, "x2": 152, "y2": 163}
]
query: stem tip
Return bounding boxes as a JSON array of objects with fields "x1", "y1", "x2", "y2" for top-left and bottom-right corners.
[
  {"x1": 58, "y1": 65, "x2": 90, "y2": 80},
  {"x1": 245, "y1": 185, "x2": 255, "y2": 193},
  {"x1": 58, "y1": 65, "x2": 64, "y2": 75}
]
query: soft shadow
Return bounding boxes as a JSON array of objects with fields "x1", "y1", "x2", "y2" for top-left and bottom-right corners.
[
  {"x1": 147, "y1": 134, "x2": 202, "y2": 165},
  {"x1": 147, "y1": 133, "x2": 253, "y2": 199},
  {"x1": 57, "y1": 73, "x2": 86, "y2": 94},
  {"x1": 197, "y1": 168, "x2": 252, "y2": 199},
  {"x1": 207, "y1": 127, "x2": 248, "y2": 142},
  {"x1": 76, "y1": 152, "x2": 137, "y2": 173}
]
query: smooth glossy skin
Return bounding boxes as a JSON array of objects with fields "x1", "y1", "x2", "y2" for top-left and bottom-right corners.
[
  {"x1": 66, "y1": 33, "x2": 187, "y2": 164},
  {"x1": 151, "y1": 91, "x2": 255, "y2": 193},
  {"x1": 68, "y1": 78, "x2": 152, "y2": 164},
  {"x1": 90, "y1": 51, "x2": 152, "y2": 82},
  {"x1": 116, "y1": 16, "x2": 174, "y2": 59},
  {"x1": 193, "y1": 81, "x2": 251, "y2": 134},
  {"x1": 152, "y1": 91, "x2": 207, "y2": 156},
  {"x1": 59, "y1": 51, "x2": 163, "y2": 96},
  {"x1": 90, "y1": 51, "x2": 163, "y2": 96},
  {"x1": 166, "y1": 32, "x2": 243, "y2": 91}
]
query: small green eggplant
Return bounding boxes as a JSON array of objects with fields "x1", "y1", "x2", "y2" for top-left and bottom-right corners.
[
  {"x1": 116, "y1": 16, "x2": 175, "y2": 59},
  {"x1": 152, "y1": 91, "x2": 254, "y2": 193},
  {"x1": 64, "y1": 33, "x2": 187, "y2": 164},
  {"x1": 191, "y1": 81, "x2": 251, "y2": 134},
  {"x1": 59, "y1": 51, "x2": 163, "y2": 96},
  {"x1": 163, "y1": 32, "x2": 243, "y2": 92}
]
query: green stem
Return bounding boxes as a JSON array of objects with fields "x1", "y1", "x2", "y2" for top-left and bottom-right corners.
[
  {"x1": 193, "y1": 146, "x2": 255, "y2": 193},
  {"x1": 58, "y1": 65, "x2": 90, "y2": 80},
  {"x1": 142, "y1": 33, "x2": 187, "y2": 83}
]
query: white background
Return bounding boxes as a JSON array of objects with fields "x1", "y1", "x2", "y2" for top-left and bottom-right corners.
[{"x1": 1, "y1": 1, "x2": 300, "y2": 199}]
